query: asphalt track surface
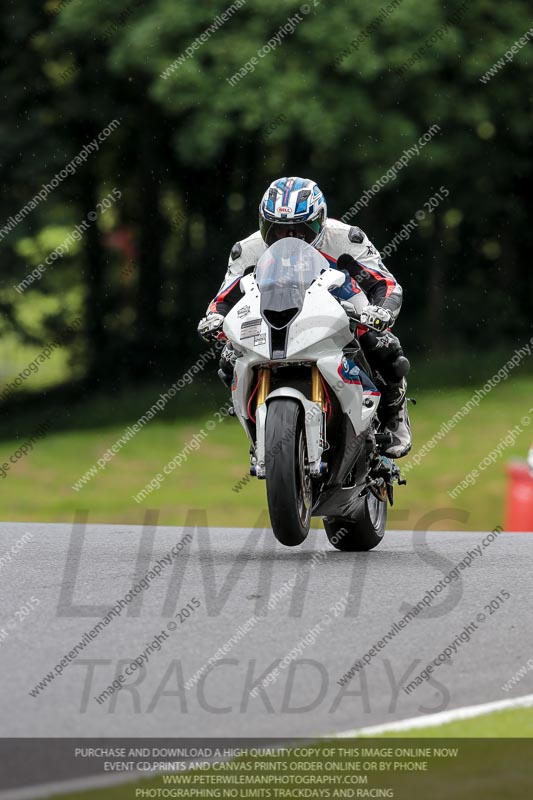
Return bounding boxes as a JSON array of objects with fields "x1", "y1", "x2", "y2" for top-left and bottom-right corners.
[{"x1": 1, "y1": 521, "x2": 533, "y2": 744}]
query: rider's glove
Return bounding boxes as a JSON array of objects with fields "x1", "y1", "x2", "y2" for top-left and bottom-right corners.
[
  {"x1": 360, "y1": 304, "x2": 393, "y2": 333},
  {"x1": 197, "y1": 313, "x2": 226, "y2": 342}
]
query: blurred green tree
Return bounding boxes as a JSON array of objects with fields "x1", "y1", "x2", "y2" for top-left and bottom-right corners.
[{"x1": 0, "y1": 0, "x2": 531, "y2": 396}]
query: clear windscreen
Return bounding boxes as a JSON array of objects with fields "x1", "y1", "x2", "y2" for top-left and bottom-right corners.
[{"x1": 255, "y1": 238, "x2": 328, "y2": 314}]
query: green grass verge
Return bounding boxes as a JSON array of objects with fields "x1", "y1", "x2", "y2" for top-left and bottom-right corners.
[
  {"x1": 1, "y1": 374, "x2": 532, "y2": 529},
  {"x1": 1, "y1": 367, "x2": 532, "y2": 529},
  {"x1": 380, "y1": 706, "x2": 533, "y2": 737}
]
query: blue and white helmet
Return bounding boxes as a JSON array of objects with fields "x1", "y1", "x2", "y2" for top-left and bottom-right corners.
[{"x1": 259, "y1": 177, "x2": 327, "y2": 248}]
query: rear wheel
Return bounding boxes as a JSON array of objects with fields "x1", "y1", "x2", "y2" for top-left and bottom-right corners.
[
  {"x1": 323, "y1": 491, "x2": 386, "y2": 551},
  {"x1": 265, "y1": 399, "x2": 312, "y2": 546}
]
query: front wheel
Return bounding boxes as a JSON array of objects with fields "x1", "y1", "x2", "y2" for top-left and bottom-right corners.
[
  {"x1": 265, "y1": 399, "x2": 312, "y2": 547},
  {"x1": 323, "y1": 491, "x2": 387, "y2": 551}
]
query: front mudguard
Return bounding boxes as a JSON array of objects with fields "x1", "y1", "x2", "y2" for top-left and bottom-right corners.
[{"x1": 255, "y1": 388, "x2": 324, "y2": 478}]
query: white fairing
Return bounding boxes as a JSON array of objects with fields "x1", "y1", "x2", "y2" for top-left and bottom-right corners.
[{"x1": 223, "y1": 240, "x2": 380, "y2": 477}]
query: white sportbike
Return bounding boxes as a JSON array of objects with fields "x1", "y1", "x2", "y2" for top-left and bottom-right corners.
[{"x1": 223, "y1": 238, "x2": 405, "y2": 550}]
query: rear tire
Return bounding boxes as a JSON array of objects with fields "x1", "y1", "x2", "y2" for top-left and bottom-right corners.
[
  {"x1": 323, "y1": 492, "x2": 386, "y2": 551},
  {"x1": 265, "y1": 399, "x2": 312, "y2": 547}
]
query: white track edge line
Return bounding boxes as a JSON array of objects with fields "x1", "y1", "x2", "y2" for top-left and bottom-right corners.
[{"x1": 328, "y1": 692, "x2": 533, "y2": 738}]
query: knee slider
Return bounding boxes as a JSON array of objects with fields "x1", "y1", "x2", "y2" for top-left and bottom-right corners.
[
  {"x1": 218, "y1": 368, "x2": 232, "y2": 388},
  {"x1": 391, "y1": 355, "x2": 410, "y2": 378},
  {"x1": 219, "y1": 355, "x2": 233, "y2": 376}
]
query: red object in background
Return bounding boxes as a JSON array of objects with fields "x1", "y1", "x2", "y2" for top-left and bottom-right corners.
[
  {"x1": 505, "y1": 461, "x2": 533, "y2": 532},
  {"x1": 105, "y1": 227, "x2": 137, "y2": 262}
]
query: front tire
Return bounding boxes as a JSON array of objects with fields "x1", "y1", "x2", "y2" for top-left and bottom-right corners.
[
  {"x1": 265, "y1": 399, "x2": 312, "y2": 547},
  {"x1": 323, "y1": 491, "x2": 386, "y2": 551}
]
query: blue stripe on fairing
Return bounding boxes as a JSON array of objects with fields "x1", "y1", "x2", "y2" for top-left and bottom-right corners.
[{"x1": 360, "y1": 370, "x2": 379, "y2": 392}]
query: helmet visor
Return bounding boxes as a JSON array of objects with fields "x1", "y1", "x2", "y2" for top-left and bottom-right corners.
[{"x1": 260, "y1": 219, "x2": 322, "y2": 247}]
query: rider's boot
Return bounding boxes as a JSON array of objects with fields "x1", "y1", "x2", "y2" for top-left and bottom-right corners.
[{"x1": 379, "y1": 378, "x2": 412, "y2": 459}]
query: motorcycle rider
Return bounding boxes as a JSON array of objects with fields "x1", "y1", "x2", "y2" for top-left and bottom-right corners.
[{"x1": 198, "y1": 177, "x2": 411, "y2": 458}]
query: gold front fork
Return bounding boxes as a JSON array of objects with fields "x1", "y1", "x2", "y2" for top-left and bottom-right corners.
[
  {"x1": 256, "y1": 367, "x2": 271, "y2": 407},
  {"x1": 311, "y1": 366, "x2": 324, "y2": 410},
  {"x1": 256, "y1": 367, "x2": 323, "y2": 409}
]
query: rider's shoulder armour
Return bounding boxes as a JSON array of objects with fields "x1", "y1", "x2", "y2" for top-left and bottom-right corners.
[
  {"x1": 348, "y1": 226, "x2": 365, "y2": 244},
  {"x1": 230, "y1": 242, "x2": 243, "y2": 261}
]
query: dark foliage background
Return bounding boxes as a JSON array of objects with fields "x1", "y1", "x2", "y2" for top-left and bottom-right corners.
[{"x1": 1, "y1": 0, "x2": 531, "y2": 393}]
